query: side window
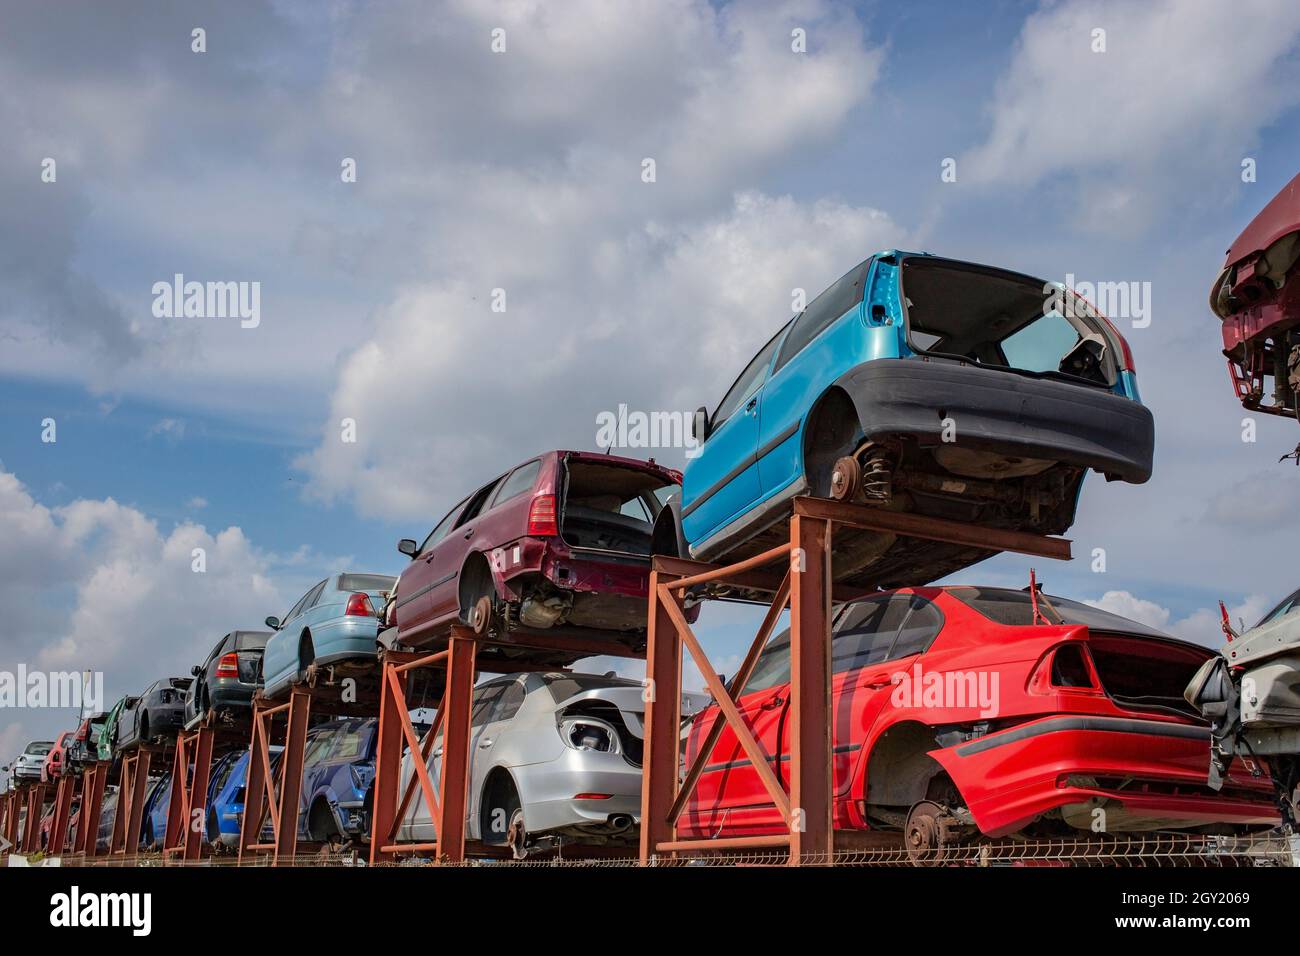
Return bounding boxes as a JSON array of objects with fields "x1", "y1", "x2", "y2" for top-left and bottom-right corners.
[
  {"x1": 305, "y1": 579, "x2": 329, "y2": 609},
  {"x1": 206, "y1": 636, "x2": 227, "y2": 665},
  {"x1": 470, "y1": 683, "x2": 507, "y2": 728},
  {"x1": 304, "y1": 733, "x2": 333, "y2": 768},
  {"x1": 620, "y1": 497, "x2": 652, "y2": 522},
  {"x1": 773, "y1": 259, "x2": 870, "y2": 373},
  {"x1": 494, "y1": 682, "x2": 527, "y2": 723},
  {"x1": 329, "y1": 724, "x2": 366, "y2": 762},
  {"x1": 830, "y1": 596, "x2": 910, "y2": 673},
  {"x1": 998, "y1": 311, "x2": 1081, "y2": 373},
  {"x1": 419, "y1": 499, "x2": 468, "y2": 555},
  {"x1": 712, "y1": 324, "x2": 789, "y2": 427},
  {"x1": 454, "y1": 477, "x2": 506, "y2": 529},
  {"x1": 489, "y1": 460, "x2": 541, "y2": 508},
  {"x1": 885, "y1": 595, "x2": 944, "y2": 661},
  {"x1": 283, "y1": 582, "x2": 322, "y2": 624},
  {"x1": 744, "y1": 633, "x2": 792, "y2": 693}
]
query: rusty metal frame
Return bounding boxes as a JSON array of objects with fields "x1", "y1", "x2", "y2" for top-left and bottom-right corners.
[
  {"x1": 370, "y1": 624, "x2": 645, "y2": 863},
  {"x1": 109, "y1": 748, "x2": 156, "y2": 858},
  {"x1": 1, "y1": 784, "x2": 26, "y2": 856},
  {"x1": 74, "y1": 761, "x2": 110, "y2": 857},
  {"x1": 46, "y1": 772, "x2": 79, "y2": 856},
  {"x1": 639, "y1": 497, "x2": 1070, "y2": 866},
  {"x1": 238, "y1": 686, "x2": 312, "y2": 864},
  {"x1": 20, "y1": 782, "x2": 49, "y2": 854},
  {"x1": 163, "y1": 723, "x2": 217, "y2": 861}
]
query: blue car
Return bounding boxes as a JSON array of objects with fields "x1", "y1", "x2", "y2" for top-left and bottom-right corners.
[
  {"x1": 656, "y1": 251, "x2": 1155, "y2": 588},
  {"x1": 261, "y1": 573, "x2": 396, "y2": 699},
  {"x1": 207, "y1": 748, "x2": 282, "y2": 850},
  {"x1": 297, "y1": 717, "x2": 378, "y2": 845},
  {"x1": 141, "y1": 773, "x2": 172, "y2": 850}
]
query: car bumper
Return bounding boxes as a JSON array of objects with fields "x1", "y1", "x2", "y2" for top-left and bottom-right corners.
[
  {"x1": 836, "y1": 358, "x2": 1155, "y2": 484},
  {"x1": 930, "y1": 715, "x2": 1279, "y2": 837},
  {"x1": 516, "y1": 749, "x2": 643, "y2": 835}
]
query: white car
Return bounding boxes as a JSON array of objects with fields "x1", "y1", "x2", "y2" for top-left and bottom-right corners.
[
  {"x1": 397, "y1": 671, "x2": 706, "y2": 858},
  {"x1": 11, "y1": 741, "x2": 54, "y2": 783}
]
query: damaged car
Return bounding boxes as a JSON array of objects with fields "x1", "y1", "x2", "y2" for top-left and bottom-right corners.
[
  {"x1": 396, "y1": 671, "x2": 707, "y2": 858},
  {"x1": 1185, "y1": 584, "x2": 1300, "y2": 822},
  {"x1": 391, "y1": 451, "x2": 681, "y2": 666},
  {"x1": 655, "y1": 252, "x2": 1155, "y2": 589},
  {"x1": 681, "y1": 585, "x2": 1277, "y2": 862},
  {"x1": 1211, "y1": 171, "x2": 1300, "y2": 420}
]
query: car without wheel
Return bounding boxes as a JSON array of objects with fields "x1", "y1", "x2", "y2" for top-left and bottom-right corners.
[
  {"x1": 261, "y1": 573, "x2": 396, "y2": 700},
  {"x1": 114, "y1": 677, "x2": 192, "y2": 750},
  {"x1": 681, "y1": 585, "x2": 1278, "y2": 861},
  {"x1": 396, "y1": 671, "x2": 707, "y2": 859},
  {"x1": 392, "y1": 450, "x2": 682, "y2": 666},
  {"x1": 184, "y1": 629, "x2": 270, "y2": 727},
  {"x1": 655, "y1": 252, "x2": 1155, "y2": 590},
  {"x1": 40, "y1": 730, "x2": 73, "y2": 783}
]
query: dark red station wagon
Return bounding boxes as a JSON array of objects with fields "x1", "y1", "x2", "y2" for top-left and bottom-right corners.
[{"x1": 392, "y1": 451, "x2": 681, "y2": 664}]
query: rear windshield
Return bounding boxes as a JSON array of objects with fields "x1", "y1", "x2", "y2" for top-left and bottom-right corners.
[
  {"x1": 25, "y1": 742, "x2": 53, "y2": 755},
  {"x1": 901, "y1": 256, "x2": 1116, "y2": 388},
  {"x1": 235, "y1": 632, "x2": 269, "y2": 651},
  {"x1": 541, "y1": 673, "x2": 640, "y2": 703},
  {"x1": 947, "y1": 586, "x2": 1170, "y2": 638},
  {"x1": 338, "y1": 574, "x2": 397, "y2": 593}
]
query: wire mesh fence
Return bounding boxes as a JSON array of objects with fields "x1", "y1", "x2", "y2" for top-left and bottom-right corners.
[{"x1": 25, "y1": 830, "x2": 1295, "y2": 868}]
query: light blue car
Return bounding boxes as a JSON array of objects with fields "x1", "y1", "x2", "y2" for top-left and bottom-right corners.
[
  {"x1": 261, "y1": 573, "x2": 397, "y2": 700},
  {"x1": 655, "y1": 251, "x2": 1154, "y2": 591}
]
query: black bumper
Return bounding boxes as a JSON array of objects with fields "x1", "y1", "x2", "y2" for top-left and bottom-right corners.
[{"x1": 835, "y1": 358, "x2": 1154, "y2": 483}]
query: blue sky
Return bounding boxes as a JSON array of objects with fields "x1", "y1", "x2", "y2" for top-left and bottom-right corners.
[{"x1": 3, "y1": 0, "x2": 1300, "y2": 756}]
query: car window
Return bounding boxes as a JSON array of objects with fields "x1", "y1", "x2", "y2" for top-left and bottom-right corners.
[
  {"x1": 303, "y1": 732, "x2": 334, "y2": 767},
  {"x1": 470, "y1": 683, "x2": 508, "y2": 728},
  {"x1": 207, "y1": 636, "x2": 228, "y2": 664},
  {"x1": 999, "y1": 310, "x2": 1081, "y2": 373},
  {"x1": 713, "y1": 324, "x2": 789, "y2": 427},
  {"x1": 419, "y1": 499, "x2": 469, "y2": 555},
  {"x1": 338, "y1": 574, "x2": 397, "y2": 593},
  {"x1": 329, "y1": 723, "x2": 367, "y2": 761},
  {"x1": 455, "y1": 477, "x2": 507, "y2": 529},
  {"x1": 489, "y1": 460, "x2": 541, "y2": 508},
  {"x1": 305, "y1": 579, "x2": 329, "y2": 609},
  {"x1": 494, "y1": 681, "x2": 527, "y2": 723},
  {"x1": 620, "y1": 496, "x2": 652, "y2": 522},
  {"x1": 283, "y1": 582, "x2": 321, "y2": 624},
  {"x1": 773, "y1": 259, "x2": 871, "y2": 373},
  {"x1": 1258, "y1": 587, "x2": 1300, "y2": 627}
]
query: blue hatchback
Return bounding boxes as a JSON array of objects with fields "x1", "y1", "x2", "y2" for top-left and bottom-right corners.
[
  {"x1": 297, "y1": 717, "x2": 378, "y2": 845},
  {"x1": 657, "y1": 252, "x2": 1154, "y2": 588},
  {"x1": 261, "y1": 572, "x2": 396, "y2": 699}
]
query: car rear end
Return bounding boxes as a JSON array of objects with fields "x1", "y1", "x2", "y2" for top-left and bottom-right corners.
[
  {"x1": 314, "y1": 573, "x2": 396, "y2": 667},
  {"x1": 152, "y1": 678, "x2": 194, "y2": 739},
  {"x1": 499, "y1": 452, "x2": 681, "y2": 634},
  {"x1": 209, "y1": 631, "x2": 269, "y2": 715},
  {"x1": 930, "y1": 589, "x2": 1278, "y2": 837}
]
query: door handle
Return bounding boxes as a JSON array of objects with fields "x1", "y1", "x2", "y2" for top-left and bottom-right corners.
[
  {"x1": 477, "y1": 738, "x2": 494, "y2": 749},
  {"x1": 431, "y1": 747, "x2": 443, "y2": 758},
  {"x1": 423, "y1": 553, "x2": 435, "y2": 563},
  {"x1": 760, "y1": 695, "x2": 784, "y2": 710},
  {"x1": 463, "y1": 528, "x2": 475, "y2": 539},
  {"x1": 744, "y1": 398, "x2": 758, "y2": 416},
  {"x1": 864, "y1": 676, "x2": 892, "y2": 690}
]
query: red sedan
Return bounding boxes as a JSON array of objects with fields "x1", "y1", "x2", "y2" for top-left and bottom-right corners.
[{"x1": 681, "y1": 585, "x2": 1278, "y2": 857}]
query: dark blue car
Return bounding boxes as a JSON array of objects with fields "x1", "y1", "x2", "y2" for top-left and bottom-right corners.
[
  {"x1": 208, "y1": 747, "x2": 282, "y2": 850},
  {"x1": 297, "y1": 717, "x2": 377, "y2": 845}
]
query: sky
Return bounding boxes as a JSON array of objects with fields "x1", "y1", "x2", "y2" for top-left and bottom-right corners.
[{"x1": 2, "y1": 0, "x2": 1300, "y2": 765}]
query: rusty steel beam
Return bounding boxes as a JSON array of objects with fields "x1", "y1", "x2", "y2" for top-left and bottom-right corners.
[
  {"x1": 638, "y1": 568, "x2": 684, "y2": 864},
  {"x1": 47, "y1": 773, "x2": 78, "y2": 855},
  {"x1": 653, "y1": 554, "x2": 868, "y2": 604},
  {"x1": 656, "y1": 833, "x2": 791, "y2": 853},
  {"x1": 788, "y1": 514, "x2": 833, "y2": 866},
  {"x1": 273, "y1": 687, "x2": 311, "y2": 864},
  {"x1": 436, "y1": 632, "x2": 477, "y2": 862},
  {"x1": 164, "y1": 724, "x2": 215, "y2": 860},
  {"x1": 792, "y1": 496, "x2": 1072, "y2": 561},
  {"x1": 76, "y1": 762, "x2": 109, "y2": 857},
  {"x1": 22, "y1": 783, "x2": 47, "y2": 854}
]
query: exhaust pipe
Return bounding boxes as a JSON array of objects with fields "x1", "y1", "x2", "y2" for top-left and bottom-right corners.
[{"x1": 608, "y1": 814, "x2": 634, "y2": 833}]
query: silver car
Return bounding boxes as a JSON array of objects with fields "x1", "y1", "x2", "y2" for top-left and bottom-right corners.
[
  {"x1": 397, "y1": 672, "x2": 706, "y2": 858},
  {"x1": 11, "y1": 740, "x2": 53, "y2": 783}
]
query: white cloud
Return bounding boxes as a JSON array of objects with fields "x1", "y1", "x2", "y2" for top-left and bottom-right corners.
[
  {"x1": 1085, "y1": 589, "x2": 1273, "y2": 647},
  {"x1": 963, "y1": 0, "x2": 1300, "y2": 230}
]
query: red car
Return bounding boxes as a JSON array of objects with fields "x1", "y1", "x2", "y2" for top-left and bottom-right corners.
[
  {"x1": 393, "y1": 451, "x2": 681, "y2": 663},
  {"x1": 1212, "y1": 170, "x2": 1300, "y2": 419},
  {"x1": 40, "y1": 731, "x2": 73, "y2": 783},
  {"x1": 682, "y1": 585, "x2": 1278, "y2": 857}
]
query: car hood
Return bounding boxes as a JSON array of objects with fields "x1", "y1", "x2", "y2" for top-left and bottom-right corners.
[{"x1": 554, "y1": 686, "x2": 711, "y2": 739}]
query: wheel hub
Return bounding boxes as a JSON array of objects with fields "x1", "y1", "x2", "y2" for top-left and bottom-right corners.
[{"x1": 829, "y1": 456, "x2": 862, "y2": 501}]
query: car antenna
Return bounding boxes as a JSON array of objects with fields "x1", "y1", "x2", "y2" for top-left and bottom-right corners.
[{"x1": 1028, "y1": 569, "x2": 1051, "y2": 626}]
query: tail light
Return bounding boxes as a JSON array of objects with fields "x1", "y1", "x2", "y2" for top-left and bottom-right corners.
[
  {"x1": 344, "y1": 592, "x2": 375, "y2": 617},
  {"x1": 527, "y1": 494, "x2": 558, "y2": 536},
  {"x1": 214, "y1": 652, "x2": 240, "y2": 679}
]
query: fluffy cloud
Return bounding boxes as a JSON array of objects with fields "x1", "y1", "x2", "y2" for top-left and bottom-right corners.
[
  {"x1": 1085, "y1": 589, "x2": 1273, "y2": 647},
  {"x1": 0, "y1": 468, "x2": 292, "y2": 745},
  {"x1": 963, "y1": 0, "x2": 1300, "y2": 230}
]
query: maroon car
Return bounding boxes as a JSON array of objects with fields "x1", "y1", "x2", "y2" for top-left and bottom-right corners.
[{"x1": 392, "y1": 451, "x2": 681, "y2": 664}]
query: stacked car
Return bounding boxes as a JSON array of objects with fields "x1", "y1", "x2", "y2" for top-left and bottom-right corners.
[{"x1": 6, "y1": 248, "x2": 1291, "y2": 862}]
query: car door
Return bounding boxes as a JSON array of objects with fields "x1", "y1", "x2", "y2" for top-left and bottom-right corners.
[
  {"x1": 681, "y1": 327, "x2": 787, "y2": 550},
  {"x1": 468, "y1": 679, "x2": 527, "y2": 843},
  {"x1": 757, "y1": 259, "x2": 871, "y2": 496},
  {"x1": 427, "y1": 476, "x2": 507, "y2": 625},
  {"x1": 686, "y1": 633, "x2": 794, "y2": 835},
  {"x1": 265, "y1": 583, "x2": 322, "y2": 690},
  {"x1": 415, "y1": 680, "x2": 509, "y2": 839},
  {"x1": 396, "y1": 497, "x2": 468, "y2": 635}
]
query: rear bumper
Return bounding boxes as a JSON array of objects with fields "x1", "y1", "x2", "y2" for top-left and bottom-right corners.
[
  {"x1": 516, "y1": 749, "x2": 643, "y2": 835},
  {"x1": 931, "y1": 716, "x2": 1278, "y2": 837},
  {"x1": 835, "y1": 358, "x2": 1154, "y2": 483},
  {"x1": 495, "y1": 536, "x2": 651, "y2": 601}
]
